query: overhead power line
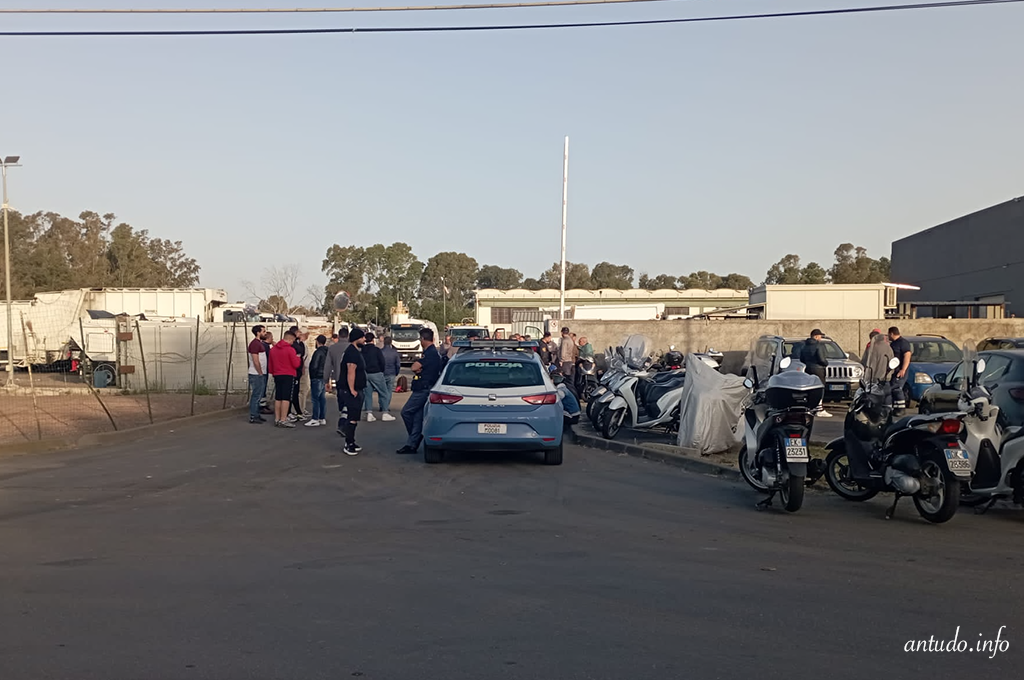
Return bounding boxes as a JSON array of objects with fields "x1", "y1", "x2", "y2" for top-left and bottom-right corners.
[
  {"x1": 0, "y1": 0, "x2": 1020, "y2": 36},
  {"x1": 0, "y1": 0, "x2": 673, "y2": 13}
]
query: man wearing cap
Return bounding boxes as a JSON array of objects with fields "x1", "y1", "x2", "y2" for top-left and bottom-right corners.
[
  {"x1": 799, "y1": 328, "x2": 832, "y2": 417},
  {"x1": 337, "y1": 327, "x2": 368, "y2": 455}
]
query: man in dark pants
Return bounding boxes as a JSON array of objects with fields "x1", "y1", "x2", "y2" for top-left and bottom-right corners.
[
  {"x1": 888, "y1": 326, "x2": 912, "y2": 414},
  {"x1": 287, "y1": 326, "x2": 308, "y2": 422},
  {"x1": 799, "y1": 328, "x2": 832, "y2": 418},
  {"x1": 397, "y1": 327, "x2": 442, "y2": 454},
  {"x1": 334, "y1": 327, "x2": 367, "y2": 455}
]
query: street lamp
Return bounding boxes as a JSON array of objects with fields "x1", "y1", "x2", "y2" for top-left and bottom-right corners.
[
  {"x1": 441, "y1": 276, "x2": 447, "y2": 331},
  {"x1": 1, "y1": 155, "x2": 21, "y2": 388}
]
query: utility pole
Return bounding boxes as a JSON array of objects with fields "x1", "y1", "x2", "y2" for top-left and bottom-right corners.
[
  {"x1": 559, "y1": 137, "x2": 569, "y2": 322},
  {"x1": 2, "y1": 155, "x2": 21, "y2": 388}
]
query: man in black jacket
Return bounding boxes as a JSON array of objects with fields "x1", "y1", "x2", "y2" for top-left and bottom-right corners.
[
  {"x1": 306, "y1": 335, "x2": 329, "y2": 427},
  {"x1": 361, "y1": 332, "x2": 392, "y2": 422},
  {"x1": 799, "y1": 329, "x2": 832, "y2": 417},
  {"x1": 287, "y1": 326, "x2": 309, "y2": 422}
]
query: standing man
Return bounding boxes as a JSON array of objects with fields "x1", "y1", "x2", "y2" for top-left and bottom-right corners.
[
  {"x1": 268, "y1": 329, "x2": 301, "y2": 428},
  {"x1": 559, "y1": 326, "x2": 578, "y2": 379},
  {"x1": 799, "y1": 328, "x2": 832, "y2": 418},
  {"x1": 381, "y1": 336, "x2": 401, "y2": 420},
  {"x1": 361, "y1": 332, "x2": 393, "y2": 422},
  {"x1": 578, "y1": 335, "x2": 594, "y2": 360},
  {"x1": 539, "y1": 331, "x2": 555, "y2": 366},
  {"x1": 287, "y1": 326, "x2": 309, "y2": 422},
  {"x1": 337, "y1": 327, "x2": 367, "y2": 455},
  {"x1": 247, "y1": 325, "x2": 268, "y2": 425},
  {"x1": 888, "y1": 326, "x2": 913, "y2": 414},
  {"x1": 297, "y1": 329, "x2": 312, "y2": 419},
  {"x1": 397, "y1": 328, "x2": 442, "y2": 454},
  {"x1": 262, "y1": 330, "x2": 275, "y2": 413},
  {"x1": 306, "y1": 334, "x2": 329, "y2": 428},
  {"x1": 326, "y1": 328, "x2": 350, "y2": 431}
]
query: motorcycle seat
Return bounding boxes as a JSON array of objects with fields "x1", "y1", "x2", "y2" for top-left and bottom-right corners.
[{"x1": 641, "y1": 376, "x2": 687, "y2": 405}]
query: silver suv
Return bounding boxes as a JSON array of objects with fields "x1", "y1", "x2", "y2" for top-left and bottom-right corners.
[{"x1": 749, "y1": 335, "x2": 864, "y2": 401}]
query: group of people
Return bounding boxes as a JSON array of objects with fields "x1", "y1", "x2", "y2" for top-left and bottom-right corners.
[{"x1": 796, "y1": 326, "x2": 913, "y2": 415}]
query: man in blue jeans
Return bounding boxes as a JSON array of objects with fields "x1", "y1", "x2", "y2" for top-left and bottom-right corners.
[
  {"x1": 246, "y1": 325, "x2": 268, "y2": 424},
  {"x1": 382, "y1": 336, "x2": 401, "y2": 414},
  {"x1": 361, "y1": 332, "x2": 395, "y2": 422},
  {"x1": 397, "y1": 327, "x2": 442, "y2": 454},
  {"x1": 306, "y1": 334, "x2": 329, "y2": 427}
]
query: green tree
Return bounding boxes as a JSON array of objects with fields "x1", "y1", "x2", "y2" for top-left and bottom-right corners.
[
  {"x1": 829, "y1": 244, "x2": 890, "y2": 284},
  {"x1": 638, "y1": 273, "x2": 679, "y2": 290},
  {"x1": 538, "y1": 262, "x2": 593, "y2": 289},
  {"x1": 590, "y1": 261, "x2": 634, "y2": 289},
  {"x1": 765, "y1": 254, "x2": 805, "y2": 285},
  {"x1": 476, "y1": 265, "x2": 523, "y2": 290},
  {"x1": 800, "y1": 262, "x2": 829, "y2": 284},
  {"x1": 680, "y1": 271, "x2": 723, "y2": 290},
  {"x1": 420, "y1": 251, "x2": 479, "y2": 308},
  {"x1": 522, "y1": 277, "x2": 544, "y2": 291},
  {"x1": 363, "y1": 242, "x2": 423, "y2": 303},
  {"x1": 322, "y1": 245, "x2": 367, "y2": 300},
  {"x1": 720, "y1": 273, "x2": 753, "y2": 290}
]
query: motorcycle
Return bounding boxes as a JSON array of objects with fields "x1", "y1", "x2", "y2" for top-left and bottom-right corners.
[
  {"x1": 575, "y1": 355, "x2": 599, "y2": 402},
  {"x1": 738, "y1": 355, "x2": 821, "y2": 512},
  {"x1": 955, "y1": 346, "x2": 1024, "y2": 511},
  {"x1": 824, "y1": 357, "x2": 968, "y2": 523},
  {"x1": 600, "y1": 366, "x2": 688, "y2": 439}
]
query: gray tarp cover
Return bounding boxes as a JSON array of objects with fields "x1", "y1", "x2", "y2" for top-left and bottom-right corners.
[{"x1": 676, "y1": 353, "x2": 749, "y2": 455}]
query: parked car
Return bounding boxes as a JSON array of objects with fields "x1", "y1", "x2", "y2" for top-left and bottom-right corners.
[
  {"x1": 918, "y1": 349, "x2": 1024, "y2": 426},
  {"x1": 977, "y1": 337, "x2": 1024, "y2": 351},
  {"x1": 421, "y1": 342, "x2": 564, "y2": 465},
  {"x1": 902, "y1": 335, "x2": 964, "y2": 405},
  {"x1": 747, "y1": 335, "x2": 863, "y2": 400}
]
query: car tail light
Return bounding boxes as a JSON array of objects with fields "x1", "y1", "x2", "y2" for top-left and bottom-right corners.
[
  {"x1": 522, "y1": 393, "x2": 558, "y2": 405},
  {"x1": 940, "y1": 419, "x2": 962, "y2": 434},
  {"x1": 1010, "y1": 388, "x2": 1024, "y2": 401},
  {"x1": 429, "y1": 392, "x2": 463, "y2": 405}
]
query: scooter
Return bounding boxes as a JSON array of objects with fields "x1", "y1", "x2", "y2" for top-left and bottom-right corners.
[
  {"x1": 600, "y1": 368, "x2": 687, "y2": 439},
  {"x1": 956, "y1": 352, "x2": 1024, "y2": 511},
  {"x1": 824, "y1": 357, "x2": 968, "y2": 523},
  {"x1": 738, "y1": 356, "x2": 821, "y2": 512}
]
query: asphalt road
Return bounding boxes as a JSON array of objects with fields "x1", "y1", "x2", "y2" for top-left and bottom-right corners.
[{"x1": 1, "y1": 404, "x2": 1022, "y2": 680}]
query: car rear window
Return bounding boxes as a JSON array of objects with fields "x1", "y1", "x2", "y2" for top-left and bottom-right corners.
[
  {"x1": 911, "y1": 340, "x2": 963, "y2": 363},
  {"x1": 450, "y1": 328, "x2": 491, "y2": 340},
  {"x1": 443, "y1": 358, "x2": 543, "y2": 389}
]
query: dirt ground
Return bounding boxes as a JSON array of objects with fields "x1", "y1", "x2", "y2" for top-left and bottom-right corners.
[{"x1": 0, "y1": 392, "x2": 250, "y2": 446}]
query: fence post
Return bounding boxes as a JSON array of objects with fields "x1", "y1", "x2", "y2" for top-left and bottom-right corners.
[
  {"x1": 191, "y1": 315, "x2": 200, "y2": 416},
  {"x1": 223, "y1": 322, "x2": 236, "y2": 410},
  {"x1": 135, "y1": 318, "x2": 153, "y2": 425},
  {"x1": 243, "y1": 319, "x2": 250, "y2": 402},
  {"x1": 79, "y1": 317, "x2": 118, "y2": 431},
  {"x1": 20, "y1": 313, "x2": 43, "y2": 440}
]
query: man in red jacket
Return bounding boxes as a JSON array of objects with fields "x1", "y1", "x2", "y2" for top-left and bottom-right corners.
[{"x1": 269, "y1": 329, "x2": 302, "y2": 428}]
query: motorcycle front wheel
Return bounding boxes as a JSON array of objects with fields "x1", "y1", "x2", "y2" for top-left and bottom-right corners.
[
  {"x1": 738, "y1": 444, "x2": 769, "y2": 492},
  {"x1": 913, "y1": 455, "x2": 960, "y2": 524},
  {"x1": 824, "y1": 446, "x2": 878, "y2": 502},
  {"x1": 601, "y1": 407, "x2": 626, "y2": 439}
]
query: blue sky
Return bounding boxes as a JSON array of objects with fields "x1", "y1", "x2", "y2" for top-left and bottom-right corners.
[{"x1": 2, "y1": 0, "x2": 1023, "y2": 303}]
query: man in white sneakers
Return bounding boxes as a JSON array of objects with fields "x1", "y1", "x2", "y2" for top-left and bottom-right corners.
[{"x1": 360, "y1": 332, "x2": 395, "y2": 422}]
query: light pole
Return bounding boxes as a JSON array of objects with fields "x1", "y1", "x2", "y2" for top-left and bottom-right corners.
[
  {"x1": 2, "y1": 155, "x2": 21, "y2": 388},
  {"x1": 441, "y1": 276, "x2": 447, "y2": 331}
]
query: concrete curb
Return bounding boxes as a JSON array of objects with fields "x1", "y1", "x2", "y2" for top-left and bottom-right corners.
[
  {"x1": 0, "y1": 407, "x2": 248, "y2": 457},
  {"x1": 575, "y1": 430, "x2": 742, "y2": 481}
]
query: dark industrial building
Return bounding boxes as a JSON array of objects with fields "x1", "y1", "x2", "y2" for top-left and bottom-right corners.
[{"x1": 891, "y1": 195, "x2": 1024, "y2": 317}]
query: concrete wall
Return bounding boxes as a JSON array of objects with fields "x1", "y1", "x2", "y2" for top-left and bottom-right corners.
[
  {"x1": 892, "y1": 196, "x2": 1024, "y2": 312},
  {"x1": 564, "y1": 318, "x2": 1024, "y2": 369}
]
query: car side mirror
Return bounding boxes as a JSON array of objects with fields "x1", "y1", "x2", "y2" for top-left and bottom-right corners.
[
  {"x1": 743, "y1": 377, "x2": 754, "y2": 389},
  {"x1": 933, "y1": 373, "x2": 947, "y2": 387}
]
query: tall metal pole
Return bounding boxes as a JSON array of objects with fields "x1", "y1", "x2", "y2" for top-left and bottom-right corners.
[
  {"x1": 2, "y1": 163, "x2": 13, "y2": 387},
  {"x1": 559, "y1": 136, "x2": 569, "y2": 322},
  {"x1": 441, "y1": 276, "x2": 447, "y2": 331}
]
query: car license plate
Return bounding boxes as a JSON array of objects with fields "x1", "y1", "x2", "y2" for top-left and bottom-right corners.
[
  {"x1": 944, "y1": 448, "x2": 971, "y2": 476},
  {"x1": 478, "y1": 423, "x2": 507, "y2": 435},
  {"x1": 785, "y1": 438, "x2": 809, "y2": 462},
  {"x1": 829, "y1": 384, "x2": 845, "y2": 392}
]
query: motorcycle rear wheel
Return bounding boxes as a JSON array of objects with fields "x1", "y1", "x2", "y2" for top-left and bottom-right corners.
[
  {"x1": 780, "y1": 473, "x2": 805, "y2": 512},
  {"x1": 913, "y1": 456, "x2": 960, "y2": 524}
]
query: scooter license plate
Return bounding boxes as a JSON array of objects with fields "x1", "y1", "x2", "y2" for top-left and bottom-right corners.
[
  {"x1": 944, "y1": 448, "x2": 971, "y2": 477},
  {"x1": 785, "y1": 438, "x2": 809, "y2": 462}
]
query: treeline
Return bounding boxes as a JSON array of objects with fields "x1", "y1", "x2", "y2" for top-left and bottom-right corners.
[{"x1": 0, "y1": 210, "x2": 199, "y2": 299}]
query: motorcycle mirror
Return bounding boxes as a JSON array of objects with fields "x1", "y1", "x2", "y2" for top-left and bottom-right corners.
[
  {"x1": 888, "y1": 357, "x2": 900, "y2": 370},
  {"x1": 669, "y1": 344, "x2": 676, "y2": 351},
  {"x1": 779, "y1": 357, "x2": 792, "y2": 370},
  {"x1": 976, "y1": 358, "x2": 987, "y2": 375},
  {"x1": 743, "y1": 377, "x2": 754, "y2": 389}
]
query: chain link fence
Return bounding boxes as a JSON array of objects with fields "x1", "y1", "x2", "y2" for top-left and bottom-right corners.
[{"x1": 0, "y1": 314, "x2": 327, "y2": 447}]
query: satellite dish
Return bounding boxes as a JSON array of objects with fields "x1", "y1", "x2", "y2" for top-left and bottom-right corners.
[{"x1": 333, "y1": 291, "x2": 350, "y2": 311}]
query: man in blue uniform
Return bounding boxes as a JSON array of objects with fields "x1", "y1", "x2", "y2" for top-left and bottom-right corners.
[{"x1": 397, "y1": 328, "x2": 442, "y2": 454}]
